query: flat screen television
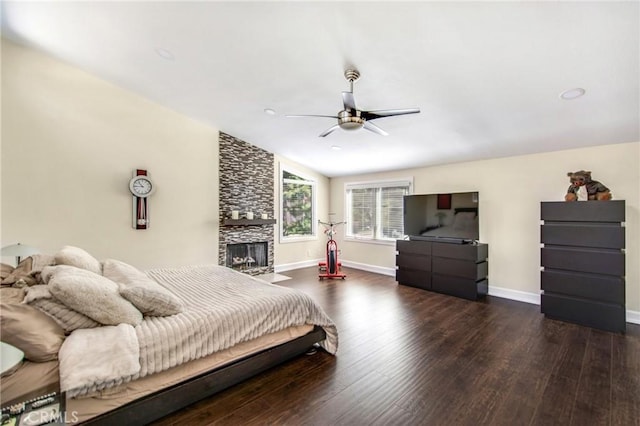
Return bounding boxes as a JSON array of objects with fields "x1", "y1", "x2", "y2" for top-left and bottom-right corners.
[{"x1": 403, "y1": 192, "x2": 479, "y2": 244}]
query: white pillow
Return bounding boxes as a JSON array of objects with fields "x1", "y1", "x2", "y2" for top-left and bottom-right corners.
[
  {"x1": 41, "y1": 265, "x2": 78, "y2": 284},
  {"x1": 103, "y1": 259, "x2": 184, "y2": 317},
  {"x1": 48, "y1": 266, "x2": 142, "y2": 326},
  {"x1": 24, "y1": 284, "x2": 101, "y2": 332},
  {"x1": 54, "y1": 246, "x2": 102, "y2": 275}
]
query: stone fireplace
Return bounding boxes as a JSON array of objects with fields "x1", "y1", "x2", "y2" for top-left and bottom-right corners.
[{"x1": 218, "y1": 132, "x2": 275, "y2": 275}]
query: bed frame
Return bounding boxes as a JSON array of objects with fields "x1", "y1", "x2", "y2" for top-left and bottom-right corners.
[
  {"x1": 454, "y1": 207, "x2": 478, "y2": 216},
  {"x1": 83, "y1": 326, "x2": 326, "y2": 425}
]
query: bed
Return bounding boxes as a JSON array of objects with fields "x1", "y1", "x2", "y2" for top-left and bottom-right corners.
[{"x1": 0, "y1": 247, "x2": 338, "y2": 424}]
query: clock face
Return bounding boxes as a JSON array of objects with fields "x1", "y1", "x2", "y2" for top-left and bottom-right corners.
[{"x1": 129, "y1": 176, "x2": 154, "y2": 198}]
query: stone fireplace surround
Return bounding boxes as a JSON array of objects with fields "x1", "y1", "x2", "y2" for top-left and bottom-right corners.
[{"x1": 218, "y1": 132, "x2": 275, "y2": 275}]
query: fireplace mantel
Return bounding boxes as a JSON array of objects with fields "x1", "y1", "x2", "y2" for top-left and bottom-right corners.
[{"x1": 223, "y1": 219, "x2": 276, "y2": 226}]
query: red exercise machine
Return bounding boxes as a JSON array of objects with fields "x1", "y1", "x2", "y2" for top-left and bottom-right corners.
[{"x1": 318, "y1": 220, "x2": 346, "y2": 280}]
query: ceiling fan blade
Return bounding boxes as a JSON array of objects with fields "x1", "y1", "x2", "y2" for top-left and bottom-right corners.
[
  {"x1": 361, "y1": 108, "x2": 420, "y2": 121},
  {"x1": 342, "y1": 91, "x2": 357, "y2": 111},
  {"x1": 286, "y1": 114, "x2": 339, "y2": 119},
  {"x1": 363, "y1": 121, "x2": 389, "y2": 136},
  {"x1": 319, "y1": 124, "x2": 340, "y2": 137}
]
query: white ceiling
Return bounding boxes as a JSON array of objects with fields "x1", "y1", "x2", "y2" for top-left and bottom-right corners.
[{"x1": 2, "y1": 1, "x2": 638, "y2": 177}]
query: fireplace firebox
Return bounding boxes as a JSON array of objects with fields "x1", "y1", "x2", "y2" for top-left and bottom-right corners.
[{"x1": 226, "y1": 242, "x2": 268, "y2": 272}]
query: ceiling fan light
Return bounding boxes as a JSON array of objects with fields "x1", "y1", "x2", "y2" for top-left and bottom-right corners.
[
  {"x1": 338, "y1": 110, "x2": 364, "y2": 131},
  {"x1": 339, "y1": 121, "x2": 364, "y2": 131},
  {"x1": 290, "y1": 69, "x2": 419, "y2": 137}
]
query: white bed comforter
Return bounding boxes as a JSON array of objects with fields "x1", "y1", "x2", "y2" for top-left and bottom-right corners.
[{"x1": 59, "y1": 265, "x2": 338, "y2": 397}]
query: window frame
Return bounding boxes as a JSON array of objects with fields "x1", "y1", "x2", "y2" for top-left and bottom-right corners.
[
  {"x1": 279, "y1": 165, "x2": 317, "y2": 243},
  {"x1": 344, "y1": 178, "x2": 413, "y2": 245}
]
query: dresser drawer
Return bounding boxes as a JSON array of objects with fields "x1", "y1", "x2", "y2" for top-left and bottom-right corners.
[
  {"x1": 541, "y1": 293, "x2": 625, "y2": 333},
  {"x1": 432, "y1": 274, "x2": 487, "y2": 300},
  {"x1": 396, "y1": 253, "x2": 431, "y2": 271},
  {"x1": 541, "y1": 270, "x2": 624, "y2": 304},
  {"x1": 540, "y1": 200, "x2": 625, "y2": 222},
  {"x1": 432, "y1": 258, "x2": 487, "y2": 280},
  {"x1": 541, "y1": 223, "x2": 624, "y2": 249},
  {"x1": 431, "y1": 242, "x2": 488, "y2": 261},
  {"x1": 396, "y1": 269, "x2": 431, "y2": 290},
  {"x1": 541, "y1": 246, "x2": 624, "y2": 276},
  {"x1": 397, "y1": 240, "x2": 432, "y2": 255}
]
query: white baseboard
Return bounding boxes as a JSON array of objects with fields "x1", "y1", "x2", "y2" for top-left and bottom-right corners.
[
  {"x1": 470, "y1": 285, "x2": 640, "y2": 325},
  {"x1": 275, "y1": 260, "x2": 640, "y2": 325},
  {"x1": 488, "y1": 285, "x2": 540, "y2": 305},
  {"x1": 275, "y1": 258, "x2": 397, "y2": 276},
  {"x1": 274, "y1": 259, "x2": 323, "y2": 273},
  {"x1": 340, "y1": 260, "x2": 396, "y2": 277},
  {"x1": 627, "y1": 309, "x2": 640, "y2": 325}
]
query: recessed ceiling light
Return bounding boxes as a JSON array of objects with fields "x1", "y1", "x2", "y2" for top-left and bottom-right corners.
[
  {"x1": 264, "y1": 108, "x2": 276, "y2": 115},
  {"x1": 560, "y1": 88, "x2": 586, "y2": 100},
  {"x1": 331, "y1": 145, "x2": 342, "y2": 151},
  {"x1": 155, "y1": 48, "x2": 175, "y2": 61}
]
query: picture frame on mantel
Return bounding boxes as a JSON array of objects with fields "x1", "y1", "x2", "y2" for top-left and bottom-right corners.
[{"x1": 437, "y1": 193, "x2": 452, "y2": 210}]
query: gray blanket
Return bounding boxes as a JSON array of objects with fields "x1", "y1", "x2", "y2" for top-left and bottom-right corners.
[{"x1": 61, "y1": 265, "x2": 338, "y2": 397}]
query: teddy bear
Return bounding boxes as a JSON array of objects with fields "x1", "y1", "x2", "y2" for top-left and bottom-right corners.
[{"x1": 565, "y1": 170, "x2": 612, "y2": 201}]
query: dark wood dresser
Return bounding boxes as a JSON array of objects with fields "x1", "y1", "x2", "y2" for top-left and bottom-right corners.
[
  {"x1": 540, "y1": 200, "x2": 626, "y2": 332},
  {"x1": 396, "y1": 240, "x2": 488, "y2": 300}
]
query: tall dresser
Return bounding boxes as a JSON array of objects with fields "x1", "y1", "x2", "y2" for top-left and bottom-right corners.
[{"x1": 540, "y1": 201, "x2": 626, "y2": 332}]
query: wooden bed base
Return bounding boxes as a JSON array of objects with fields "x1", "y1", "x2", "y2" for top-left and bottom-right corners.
[{"x1": 83, "y1": 326, "x2": 327, "y2": 425}]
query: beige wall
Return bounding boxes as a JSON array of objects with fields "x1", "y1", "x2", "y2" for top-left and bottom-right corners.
[
  {"x1": 1, "y1": 40, "x2": 219, "y2": 269},
  {"x1": 331, "y1": 142, "x2": 640, "y2": 312}
]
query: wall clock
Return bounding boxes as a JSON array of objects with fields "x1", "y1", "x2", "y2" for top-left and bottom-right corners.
[{"x1": 129, "y1": 169, "x2": 155, "y2": 229}]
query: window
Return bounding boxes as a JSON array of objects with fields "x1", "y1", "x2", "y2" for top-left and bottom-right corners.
[
  {"x1": 280, "y1": 167, "x2": 316, "y2": 241},
  {"x1": 345, "y1": 179, "x2": 412, "y2": 242}
]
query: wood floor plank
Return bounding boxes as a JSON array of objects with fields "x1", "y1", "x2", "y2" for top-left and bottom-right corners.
[
  {"x1": 152, "y1": 266, "x2": 640, "y2": 425},
  {"x1": 216, "y1": 355, "x2": 343, "y2": 425},
  {"x1": 392, "y1": 298, "x2": 532, "y2": 423},
  {"x1": 610, "y1": 328, "x2": 640, "y2": 426},
  {"x1": 486, "y1": 315, "x2": 568, "y2": 425},
  {"x1": 311, "y1": 370, "x2": 396, "y2": 425},
  {"x1": 552, "y1": 322, "x2": 591, "y2": 379},
  {"x1": 530, "y1": 322, "x2": 590, "y2": 426},
  {"x1": 570, "y1": 330, "x2": 613, "y2": 425},
  {"x1": 530, "y1": 374, "x2": 580, "y2": 426}
]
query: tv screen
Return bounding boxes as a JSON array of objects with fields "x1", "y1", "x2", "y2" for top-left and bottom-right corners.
[{"x1": 403, "y1": 192, "x2": 479, "y2": 243}]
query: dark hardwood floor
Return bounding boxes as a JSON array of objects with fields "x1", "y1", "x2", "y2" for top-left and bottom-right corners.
[{"x1": 153, "y1": 267, "x2": 640, "y2": 426}]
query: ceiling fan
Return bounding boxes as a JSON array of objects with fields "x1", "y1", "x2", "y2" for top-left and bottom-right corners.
[{"x1": 286, "y1": 69, "x2": 420, "y2": 137}]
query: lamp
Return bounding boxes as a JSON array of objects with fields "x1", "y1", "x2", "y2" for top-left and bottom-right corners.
[
  {"x1": 1, "y1": 342, "x2": 24, "y2": 376},
  {"x1": 1, "y1": 243, "x2": 39, "y2": 266}
]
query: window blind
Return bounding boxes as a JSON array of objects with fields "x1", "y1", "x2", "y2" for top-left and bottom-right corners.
[{"x1": 345, "y1": 179, "x2": 411, "y2": 241}]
